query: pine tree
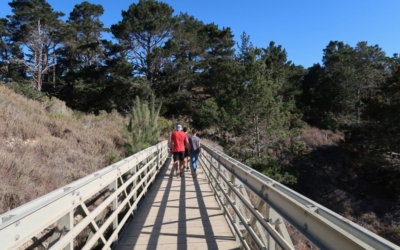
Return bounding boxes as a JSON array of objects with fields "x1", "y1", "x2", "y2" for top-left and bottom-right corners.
[
  {"x1": 111, "y1": 0, "x2": 176, "y2": 88},
  {"x1": 123, "y1": 95, "x2": 162, "y2": 155},
  {"x1": 59, "y1": 1, "x2": 108, "y2": 74},
  {"x1": 322, "y1": 41, "x2": 389, "y2": 126},
  {"x1": 7, "y1": 0, "x2": 65, "y2": 91},
  {"x1": 0, "y1": 18, "x2": 23, "y2": 82}
]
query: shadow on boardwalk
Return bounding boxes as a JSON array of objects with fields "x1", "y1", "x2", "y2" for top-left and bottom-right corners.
[{"x1": 115, "y1": 157, "x2": 239, "y2": 250}]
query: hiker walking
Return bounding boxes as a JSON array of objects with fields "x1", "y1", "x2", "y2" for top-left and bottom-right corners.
[
  {"x1": 183, "y1": 127, "x2": 191, "y2": 171},
  {"x1": 189, "y1": 129, "x2": 201, "y2": 178},
  {"x1": 170, "y1": 124, "x2": 188, "y2": 178}
]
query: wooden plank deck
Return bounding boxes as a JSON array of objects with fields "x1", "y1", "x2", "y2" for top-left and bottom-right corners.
[{"x1": 115, "y1": 158, "x2": 239, "y2": 250}]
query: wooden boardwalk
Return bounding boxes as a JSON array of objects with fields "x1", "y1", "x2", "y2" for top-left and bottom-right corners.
[{"x1": 115, "y1": 158, "x2": 239, "y2": 250}]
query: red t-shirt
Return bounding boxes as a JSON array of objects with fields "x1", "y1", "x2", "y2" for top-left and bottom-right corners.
[{"x1": 171, "y1": 130, "x2": 187, "y2": 152}]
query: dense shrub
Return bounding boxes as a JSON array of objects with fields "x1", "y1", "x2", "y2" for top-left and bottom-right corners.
[{"x1": 0, "y1": 85, "x2": 126, "y2": 213}]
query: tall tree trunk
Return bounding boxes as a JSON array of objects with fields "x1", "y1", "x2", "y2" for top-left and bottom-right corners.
[
  {"x1": 52, "y1": 51, "x2": 55, "y2": 89},
  {"x1": 254, "y1": 113, "x2": 261, "y2": 158},
  {"x1": 37, "y1": 70, "x2": 42, "y2": 91},
  {"x1": 36, "y1": 19, "x2": 42, "y2": 91},
  {"x1": 356, "y1": 88, "x2": 360, "y2": 123}
]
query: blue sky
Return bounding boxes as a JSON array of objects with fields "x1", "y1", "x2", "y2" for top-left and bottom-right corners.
[{"x1": 1, "y1": 0, "x2": 399, "y2": 68}]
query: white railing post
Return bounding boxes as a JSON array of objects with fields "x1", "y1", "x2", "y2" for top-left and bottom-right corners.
[
  {"x1": 48, "y1": 210, "x2": 74, "y2": 250},
  {"x1": 109, "y1": 179, "x2": 118, "y2": 245},
  {"x1": 0, "y1": 141, "x2": 169, "y2": 250}
]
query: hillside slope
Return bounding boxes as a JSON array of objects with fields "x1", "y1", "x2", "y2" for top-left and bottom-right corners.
[
  {"x1": 0, "y1": 85, "x2": 126, "y2": 214},
  {"x1": 290, "y1": 128, "x2": 400, "y2": 245}
]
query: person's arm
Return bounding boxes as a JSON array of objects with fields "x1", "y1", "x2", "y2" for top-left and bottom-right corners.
[
  {"x1": 185, "y1": 137, "x2": 190, "y2": 150},
  {"x1": 170, "y1": 133, "x2": 175, "y2": 153},
  {"x1": 187, "y1": 136, "x2": 191, "y2": 151},
  {"x1": 198, "y1": 140, "x2": 201, "y2": 154}
]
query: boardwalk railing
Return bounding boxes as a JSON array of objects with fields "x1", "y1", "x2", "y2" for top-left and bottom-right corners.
[
  {"x1": 199, "y1": 143, "x2": 400, "y2": 250},
  {"x1": 1, "y1": 140, "x2": 399, "y2": 250},
  {"x1": 0, "y1": 141, "x2": 168, "y2": 250}
]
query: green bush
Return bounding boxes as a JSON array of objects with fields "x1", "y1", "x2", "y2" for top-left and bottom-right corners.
[
  {"x1": 158, "y1": 116, "x2": 172, "y2": 137},
  {"x1": 395, "y1": 225, "x2": 400, "y2": 235},
  {"x1": 193, "y1": 98, "x2": 219, "y2": 129},
  {"x1": 6, "y1": 81, "x2": 48, "y2": 102},
  {"x1": 107, "y1": 151, "x2": 123, "y2": 164},
  {"x1": 291, "y1": 141, "x2": 306, "y2": 154},
  {"x1": 250, "y1": 158, "x2": 297, "y2": 185},
  {"x1": 123, "y1": 96, "x2": 161, "y2": 155}
]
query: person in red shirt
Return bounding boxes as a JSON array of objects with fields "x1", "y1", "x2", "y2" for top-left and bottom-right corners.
[{"x1": 170, "y1": 124, "x2": 188, "y2": 178}]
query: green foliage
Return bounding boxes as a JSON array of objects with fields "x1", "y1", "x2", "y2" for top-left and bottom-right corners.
[
  {"x1": 300, "y1": 41, "x2": 389, "y2": 129},
  {"x1": 107, "y1": 151, "x2": 122, "y2": 164},
  {"x1": 111, "y1": 0, "x2": 176, "y2": 86},
  {"x1": 0, "y1": 18, "x2": 24, "y2": 82},
  {"x1": 395, "y1": 225, "x2": 400, "y2": 235},
  {"x1": 156, "y1": 13, "x2": 208, "y2": 116},
  {"x1": 250, "y1": 158, "x2": 297, "y2": 185},
  {"x1": 192, "y1": 98, "x2": 219, "y2": 130},
  {"x1": 58, "y1": 1, "x2": 108, "y2": 76},
  {"x1": 123, "y1": 95, "x2": 162, "y2": 155},
  {"x1": 291, "y1": 141, "x2": 305, "y2": 154},
  {"x1": 348, "y1": 55, "x2": 400, "y2": 154},
  {"x1": 6, "y1": 81, "x2": 48, "y2": 102},
  {"x1": 219, "y1": 35, "x2": 303, "y2": 160},
  {"x1": 158, "y1": 116, "x2": 171, "y2": 137},
  {"x1": 8, "y1": 0, "x2": 65, "y2": 91}
]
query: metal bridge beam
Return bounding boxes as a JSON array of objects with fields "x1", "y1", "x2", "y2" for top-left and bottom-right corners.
[{"x1": 201, "y1": 143, "x2": 399, "y2": 250}]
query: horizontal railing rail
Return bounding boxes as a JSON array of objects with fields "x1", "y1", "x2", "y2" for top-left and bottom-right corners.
[
  {"x1": 0, "y1": 140, "x2": 169, "y2": 250},
  {"x1": 199, "y1": 143, "x2": 400, "y2": 250},
  {"x1": 2, "y1": 140, "x2": 399, "y2": 250}
]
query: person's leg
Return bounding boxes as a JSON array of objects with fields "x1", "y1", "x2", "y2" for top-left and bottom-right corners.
[
  {"x1": 193, "y1": 153, "x2": 199, "y2": 172},
  {"x1": 179, "y1": 152, "x2": 184, "y2": 177},
  {"x1": 190, "y1": 153, "x2": 195, "y2": 172},
  {"x1": 173, "y1": 153, "x2": 179, "y2": 172},
  {"x1": 191, "y1": 153, "x2": 199, "y2": 177},
  {"x1": 185, "y1": 149, "x2": 189, "y2": 171},
  {"x1": 179, "y1": 160, "x2": 184, "y2": 176}
]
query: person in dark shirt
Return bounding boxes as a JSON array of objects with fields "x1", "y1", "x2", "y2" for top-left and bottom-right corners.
[
  {"x1": 183, "y1": 127, "x2": 191, "y2": 171},
  {"x1": 189, "y1": 129, "x2": 201, "y2": 178}
]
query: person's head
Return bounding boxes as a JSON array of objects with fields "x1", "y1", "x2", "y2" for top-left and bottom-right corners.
[
  {"x1": 183, "y1": 127, "x2": 188, "y2": 133},
  {"x1": 176, "y1": 124, "x2": 182, "y2": 131},
  {"x1": 192, "y1": 129, "x2": 197, "y2": 135}
]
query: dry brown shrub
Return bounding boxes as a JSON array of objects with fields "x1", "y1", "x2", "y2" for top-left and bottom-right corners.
[
  {"x1": 0, "y1": 85, "x2": 126, "y2": 214},
  {"x1": 43, "y1": 97, "x2": 73, "y2": 116},
  {"x1": 293, "y1": 126, "x2": 343, "y2": 150},
  {"x1": 202, "y1": 138, "x2": 224, "y2": 151}
]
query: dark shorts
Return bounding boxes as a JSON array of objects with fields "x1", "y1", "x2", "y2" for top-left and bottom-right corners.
[
  {"x1": 184, "y1": 147, "x2": 189, "y2": 157},
  {"x1": 173, "y1": 151, "x2": 185, "y2": 161}
]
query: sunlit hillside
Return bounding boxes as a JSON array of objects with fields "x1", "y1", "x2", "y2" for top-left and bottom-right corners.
[{"x1": 0, "y1": 85, "x2": 126, "y2": 214}]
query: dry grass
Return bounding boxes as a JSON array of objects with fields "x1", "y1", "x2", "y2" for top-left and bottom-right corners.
[
  {"x1": 202, "y1": 138, "x2": 224, "y2": 151},
  {"x1": 291, "y1": 126, "x2": 400, "y2": 245},
  {"x1": 292, "y1": 126, "x2": 344, "y2": 151},
  {"x1": 0, "y1": 85, "x2": 126, "y2": 214}
]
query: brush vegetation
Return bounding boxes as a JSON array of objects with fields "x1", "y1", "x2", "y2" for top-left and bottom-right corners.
[{"x1": 0, "y1": 84, "x2": 126, "y2": 213}]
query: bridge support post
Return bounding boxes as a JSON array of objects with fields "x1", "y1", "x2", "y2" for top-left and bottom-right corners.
[
  {"x1": 265, "y1": 205, "x2": 276, "y2": 250},
  {"x1": 48, "y1": 210, "x2": 74, "y2": 250},
  {"x1": 227, "y1": 172, "x2": 241, "y2": 244},
  {"x1": 109, "y1": 180, "x2": 118, "y2": 245},
  {"x1": 132, "y1": 164, "x2": 137, "y2": 206},
  {"x1": 143, "y1": 152, "x2": 149, "y2": 194},
  {"x1": 156, "y1": 144, "x2": 160, "y2": 171}
]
